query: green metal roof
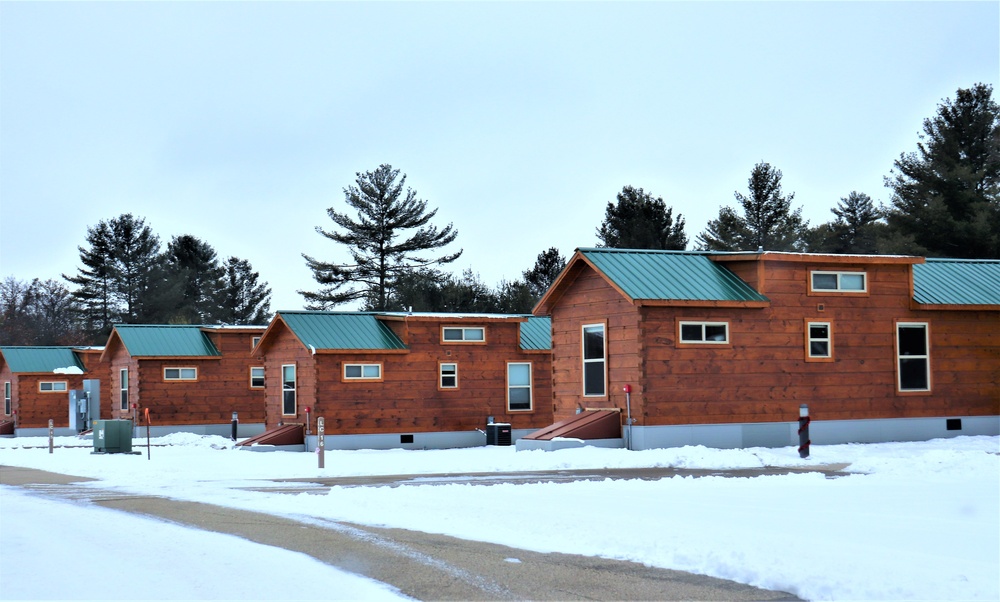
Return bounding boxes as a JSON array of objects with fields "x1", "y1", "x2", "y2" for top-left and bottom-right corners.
[
  {"x1": 520, "y1": 316, "x2": 551, "y2": 351},
  {"x1": 113, "y1": 325, "x2": 221, "y2": 357},
  {"x1": 278, "y1": 312, "x2": 408, "y2": 351},
  {"x1": 913, "y1": 258, "x2": 1000, "y2": 306},
  {"x1": 0, "y1": 347, "x2": 86, "y2": 373},
  {"x1": 579, "y1": 248, "x2": 769, "y2": 303}
]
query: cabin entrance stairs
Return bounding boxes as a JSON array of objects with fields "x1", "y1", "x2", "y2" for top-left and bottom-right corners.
[{"x1": 515, "y1": 409, "x2": 625, "y2": 452}]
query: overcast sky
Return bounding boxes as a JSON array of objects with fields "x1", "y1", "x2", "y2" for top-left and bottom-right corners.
[{"x1": 2, "y1": 2, "x2": 997, "y2": 312}]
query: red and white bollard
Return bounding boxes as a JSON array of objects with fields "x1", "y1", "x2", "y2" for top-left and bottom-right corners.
[{"x1": 798, "y1": 404, "x2": 811, "y2": 459}]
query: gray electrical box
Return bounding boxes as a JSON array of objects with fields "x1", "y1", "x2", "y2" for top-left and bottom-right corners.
[{"x1": 93, "y1": 419, "x2": 133, "y2": 454}]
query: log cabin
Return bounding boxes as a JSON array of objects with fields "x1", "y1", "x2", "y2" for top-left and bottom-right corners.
[
  {"x1": 250, "y1": 311, "x2": 552, "y2": 449},
  {"x1": 533, "y1": 248, "x2": 1000, "y2": 450},
  {"x1": 100, "y1": 324, "x2": 267, "y2": 437},
  {"x1": 0, "y1": 346, "x2": 105, "y2": 436}
]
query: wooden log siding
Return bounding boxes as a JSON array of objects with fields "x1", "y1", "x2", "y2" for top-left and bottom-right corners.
[
  {"x1": 547, "y1": 255, "x2": 999, "y2": 428},
  {"x1": 110, "y1": 331, "x2": 266, "y2": 426},
  {"x1": 550, "y1": 266, "x2": 641, "y2": 423},
  {"x1": 262, "y1": 316, "x2": 553, "y2": 435}
]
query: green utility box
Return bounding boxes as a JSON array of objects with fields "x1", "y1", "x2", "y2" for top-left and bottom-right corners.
[{"x1": 93, "y1": 419, "x2": 134, "y2": 454}]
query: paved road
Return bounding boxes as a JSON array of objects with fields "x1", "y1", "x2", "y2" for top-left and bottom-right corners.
[{"x1": 2, "y1": 465, "x2": 802, "y2": 601}]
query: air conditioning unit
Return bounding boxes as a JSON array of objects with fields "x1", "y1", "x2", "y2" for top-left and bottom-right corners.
[{"x1": 486, "y1": 422, "x2": 511, "y2": 446}]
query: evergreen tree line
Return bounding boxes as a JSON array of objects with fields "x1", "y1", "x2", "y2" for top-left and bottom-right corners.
[
  {"x1": 300, "y1": 83, "x2": 998, "y2": 313},
  {"x1": 4, "y1": 83, "x2": 996, "y2": 344},
  {"x1": 1, "y1": 214, "x2": 272, "y2": 346}
]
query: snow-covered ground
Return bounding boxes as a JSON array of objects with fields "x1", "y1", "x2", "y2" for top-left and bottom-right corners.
[{"x1": 1, "y1": 434, "x2": 997, "y2": 601}]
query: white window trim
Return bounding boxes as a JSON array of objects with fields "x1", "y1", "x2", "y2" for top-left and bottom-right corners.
[
  {"x1": 896, "y1": 322, "x2": 931, "y2": 392},
  {"x1": 281, "y1": 364, "x2": 297, "y2": 415},
  {"x1": 810, "y1": 270, "x2": 868, "y2": 293},
  {"x1": 343, "y1": 363, "x2": 382, "y2": 381},
  {"x1": 582, "y1": 323, "x2": 607, "y2": 397},
  {"x1": 678, "y1": 321, "x2": 730, "y2": 344},
  {"x1": 441, "y1": 326, "x2": 486, "y2": 343},
  {"x1": 806, "y1": 321, "x2": 833, "y2": 360},
  {"x1": 163, "y1": 367, "x2": 198, "y2": 381},
  {"x1": 439, "y1": 362, "x2": 458, "y2": 389},
  {"x1": 119, "y1": 368, "x2": 129, "y2": 411},
  {"x1": 507, "y1": 361, "x2": 533, "y2": 412},
  {"x1": 38, "y1": 381, "x2": 68, "y2": 392},
  {"x1": 4, "y1": 381, "x2": 11, "y2": 415},
  {"x1": 249, "y1": 366, "x2": 265, "y2": 389},
  {"x1": 251, "y1": 336, "x2": 262, "y2": 349}
]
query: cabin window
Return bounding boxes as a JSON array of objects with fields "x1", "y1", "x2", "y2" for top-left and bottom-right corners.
[
  {"x1": 250, "y1": 367, "x2": 265, "y2": 389},
  {"x1": 251, "y1": 336, "x2": 261, "y2": 349},
  {"x1": 344, "y1": 363, "x2": 382, "y2": 381},
  {"x1": 442, "y1": 327, "x2": 485, "y2": 343},
  {"x1": 897, "y1": 322, "x2": 930, "y2": 392},
  {"x1": 810, "y1": 271, "x2": 867, "y2": 293},
  {"x1": 4, "y1": 382, "x2": 10, "y2": 415},
  {"x1": 282, "y1": 364, "x2": 296, "y2": 415},
  {"x1": 679, "y1": 321, "x2": 729, "y2": 344},
  {"x1": 582, "y1": 323, "x2": 606, "y2": 397},
  {"x1": 507, "y1": 362, "x2": 533, "y2": 411},
  {"x1": 39, "y1": 381, "x2": 68, "y2": 392},
  {"x1": 119, "y1": 368, "x2": 129, "y2": 411},
  {"x1": 806, "y1": 321, "x2": 833, "y2": 360},
  {"x1": 439, "y1": 363, "x2": 458, "y2": 389},
  {"x1": 163, "y1": 367, "x2": 197, "y2": 381}
]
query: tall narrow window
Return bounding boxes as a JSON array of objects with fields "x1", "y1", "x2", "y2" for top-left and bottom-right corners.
[
  {"x1": 439, "y1": 363, "x2": 458, "y2": 389},
  {"x1": 897, "y1": 323, "x2": 930, "y2": 392},
  {"x1": 282, "y1": 364, "x2": 297, "y2": 415},
  {"x1": 806, "y1": 322, "x2": 833, "y2": 360},
  {"x1": 582, "y1": 324, "x2": 606, "y2": 397},
  {"x1": 3, "y1": 382, "x2": 10, "y2": 415},
  {"x1": 119, "y1": 368, "x2": 129, "y2": 411},
  {"x1": 507, "y1": 362, "x2": 532, "y2": 411}
]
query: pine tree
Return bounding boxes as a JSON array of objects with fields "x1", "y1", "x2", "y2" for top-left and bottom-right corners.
[
  {"x1": 163, "y1": 235, "x2": 225, "y2": 324},
  {"x1": 597, "y1": 186, "x2": 687, "y2": 250},
  {"x1": 807, "y1": 192, "x2": 886, "y2": 254},
  {"x1": 523, "y1": 247, "x2": 566, "y2": 299},
  {"x1": 699, "y1": 162, "x2": 808, "y2": 251},
  {"x1": 301, "y1": 164, "x2": 462, "y2": 310},
  {"x1": 884, "y1": 83, "x2": 1000, "y2": 258},
  {"x1": 64, "y1": 214, "x2": 164, "y2": 338},
  {"x1": 219, "y1": 257, "x2": 273, "y2": 325},
  {"x1": 64, "y1": 220, "x2": 117, "y2": 339}
]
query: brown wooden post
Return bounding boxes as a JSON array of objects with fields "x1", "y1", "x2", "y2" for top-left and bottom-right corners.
[{"x1": 317, "y1": 417, "x2": 325, "y2": 469}]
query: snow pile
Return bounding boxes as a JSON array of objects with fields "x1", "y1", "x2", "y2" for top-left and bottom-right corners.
[{"x1": 1, "y1": 434, "x2": 997, "y2": 601}]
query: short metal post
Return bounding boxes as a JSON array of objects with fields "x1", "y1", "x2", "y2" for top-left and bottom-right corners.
[
  {"x1": 48, "y1": 419, "x2": 54, "y2": 454},
  {"x1": 305, "y1": 407, "x2": 311, "y2": 435},
  {"x1": 317, "y1": 417, "x2": 325, "y2": 469},
  {"x1": 798, "y1": 404, "x2": 811, "y2": 459},
  {"x1": 231, "y1": 411, "x2": 238, "y2": 442}
]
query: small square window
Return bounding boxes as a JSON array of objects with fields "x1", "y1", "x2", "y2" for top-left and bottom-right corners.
[
  {"x1": 806, "y1": 321, "x2": 832, "y2": 361},
  {"x1": 250, "y1": 367, "x2": 265, "y2": 388},
  {"x1": 440, "y1": 363, "x2": 458, "y2": 389}
]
